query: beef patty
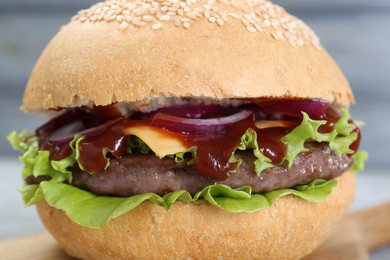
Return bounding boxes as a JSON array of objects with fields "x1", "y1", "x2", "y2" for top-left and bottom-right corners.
[{"x1": 26, "y1": 144, "x2": 352, "y2": 196}]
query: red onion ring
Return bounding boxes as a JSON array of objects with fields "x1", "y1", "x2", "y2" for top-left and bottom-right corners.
[
  {"x1": 260, "y1": 99, "x2": 328, "y2": 119},
  {"x1": 151, "y1": 110, "x2": 253, "y2": 134},
  {"x1": 36, "y1": 109, "x2": 80, "y2": 137},
  {"x1": 47, "y1": 118, "x2": 123, "y2": 145}
]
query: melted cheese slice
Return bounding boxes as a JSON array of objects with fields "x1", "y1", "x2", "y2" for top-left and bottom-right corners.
[
  {"x1": 124, "y1": 126, "x2": 189, "y2": 158},
  {"x1": 255, "y1": 120, "x2": 294, "y2": 129}
]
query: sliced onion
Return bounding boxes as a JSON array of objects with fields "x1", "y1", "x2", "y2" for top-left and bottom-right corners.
[
  {"x1": 261, "y1": 99, "x2": 328, "y2": 119},
  {"x1": 36, "y1": 109, "x2": 80, "y2": 137},
  {"x1": 151, "y1": 110, "x2": 253, "y2": 134},
  {"x1": 48, "y1": 120, "x2": 85, "y2": 145},
  {"x1": 48, "y1": 118, "x2": 123, "y2": 145}
]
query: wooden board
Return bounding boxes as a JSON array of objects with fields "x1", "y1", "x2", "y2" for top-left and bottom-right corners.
[{"x1": 1, "y1": 203, "x2": 389, "y2": 260}]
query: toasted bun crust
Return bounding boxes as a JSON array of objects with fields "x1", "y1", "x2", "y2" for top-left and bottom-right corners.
[
  {"x1": 36, "y1": 171, "x2": 355, "y2": 260},
  {"x1": 22, "y1": 0, "x2": 353, "y2": 112}
]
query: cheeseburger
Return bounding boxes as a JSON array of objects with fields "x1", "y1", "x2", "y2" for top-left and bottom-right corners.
[{"x1": 9, "y1": 0, "x2": 367, "y2": 259}]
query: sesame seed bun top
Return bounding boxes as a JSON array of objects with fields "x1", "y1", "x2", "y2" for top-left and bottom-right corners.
[{"x1": 22, "y1": 0, "x2": 354, "y2": 112}]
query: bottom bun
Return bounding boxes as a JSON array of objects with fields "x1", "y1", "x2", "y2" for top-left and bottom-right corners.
[{"x1": 36, "y1": 171, "x2": 355, "y2": 260}]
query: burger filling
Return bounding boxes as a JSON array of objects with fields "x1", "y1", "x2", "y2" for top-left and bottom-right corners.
[
  {"x1": 26, "y1": 145, "x2": 352, "y2": 196},
  {"x1": 9, "y1": 98, "x2": 367, "y2": 228}
]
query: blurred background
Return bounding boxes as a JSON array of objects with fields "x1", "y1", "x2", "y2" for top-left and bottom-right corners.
[{"x1": 0, "y1": 0, "x2": 389, "y2": 257}]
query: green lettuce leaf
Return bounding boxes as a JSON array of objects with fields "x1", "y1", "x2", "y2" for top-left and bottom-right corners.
[
  {"x1": 20, "y1": 179, "x2": 337, "y2": 228},
  {"x1": 168, "y1": 146, "x2": 197, "y2": 164},
  {"x1": 126, "y1": 135, "x2": 152, "y2": 155},
  {"x1": 7, "y1": 131, "x2": 83, "y2": 183},
  {"x1": 7, "y1": 130, "x2": 35, "y2": 153},
  {"x1": 351, "y1": 150, "x2": 369, "y2": 171},
  {"x1": 282, "y1": 110, "x2": 358, "y2": 167},
  {"x1": 229, "y1": 128, "x2": 273, "y2": 174}
]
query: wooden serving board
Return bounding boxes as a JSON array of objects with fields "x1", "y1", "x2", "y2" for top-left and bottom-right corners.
[{"x1": 1, "y1": 203, "x2": 389, "y2": 260}]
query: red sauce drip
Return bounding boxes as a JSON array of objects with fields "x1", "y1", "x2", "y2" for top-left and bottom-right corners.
[
  {"x1": 350, "y1": 125, "x2": 362, "y2": 153},
  {"x1": 77, "y1": 120, "x2": 127, "y2": 172},
  {"x1": 191, "y1": 122, "x2": 252, "y2": 181},
  {"x1": 318, "y1": 117, "x2": 338, "y2": 133},
  {"x1": 257, "y1": 127, "x2": 291, "y2": 164},
  {"x1": 179, "y1": 121, "x2": 293, "y2": 181},
  {"x1": 42, "y1": 141, "x2": 73, "y2": 161}
]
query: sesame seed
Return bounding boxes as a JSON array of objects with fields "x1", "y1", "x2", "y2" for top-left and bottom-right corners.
[
  {"x1": 126, "y1": 3, "x2": 136, "y2": 11},
  {"x1": 240, "y1": 18, "x2": 249, "y2": 27},
  {"x1": 116, "y1": 15, "x2": 124, "y2": 23},
  {"x1": 289, "y1": 39, "x2": 297, "y2": 47},
  {"x1": 193, "y1": 11, "x2": 202, "y2": 17},
  {"x1": 142, "y1": 15, "x2": 153, "y2": 22},
  {"x1": 124, "y1": 15, "x2": 133, "y2": 22},
  {"x1": 135, "y1": 21, "x2": 147, "y2": 27},
  {"x1": 216, "y1": 18, "x2": 224, "y2": 27},
  {"x1": 186, "y1": 12, "x2": 197, "y2": 20},
  {"x1": 194, "y1": 7, "x2": 204, "y2": 13},
  {"x1": 271, "y1": 32, "x2": 279, "y2": 40},
  {"x1": 276, "y1": 30, "x2": 284, "y2": 40},
  {"x1": 208, "y1": 16, "x2": 216, "y2": 23},
  {"x1": 228, "y1": 12, "x2": 240, "y2": 19},
  {"x1": 241, "y1": 5, "x2": 250, "y2": 13},
  {"x1": 155, "y1": 10, "x2": 162, "y2": 19},
  {"x1": 97, "y1": 13, "x2": 104, "y2": 21},
  {"x1": 89, "y1": 15, "x2": 98, "y2": 22},
  {"x1": 254, "y1": 23, "x2": 263, "y2": 32},
  {"x1": 131, "y1": 16, "x2": 141, "y2": 24},
  {"x1": 104, "y1": 15, "x2": 116, "y2": 22},
  {"x1": 132, "y1": 7, "x2": 141, "y2": 14},
  {"x1": 204, "y1": 4, "x2": 212, "y2": 10},
  {"x1": 180, "y1": 17, "x2": 190, "y2": 23},
  {"x1": 173, "y1": 19, "x2": 182, "y2": 27},
  {"x1": 159, "y1": 14, "x2": 171, "y2": 21},
  {"x1": 246, "y1": 26, "x2": 257, "y2": 32},
  {"x1": 182, "y1": 22, "x2": 190, "y2": 28},
  {"x1": 204, "y1": 10, "x2": 211, "y2": 19},
  {"x1": 119, "y1": 21, "x2": 129, "y2": 30},
  {"x1": 219, "y1": 13, "x2": 228, "y2": 21},
  {"x1": 149, "y1": 7, "x2": 157, "y2": 15},
  {"x1": 152, "y1": 23, "x2": 162, "y2": 30}
]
